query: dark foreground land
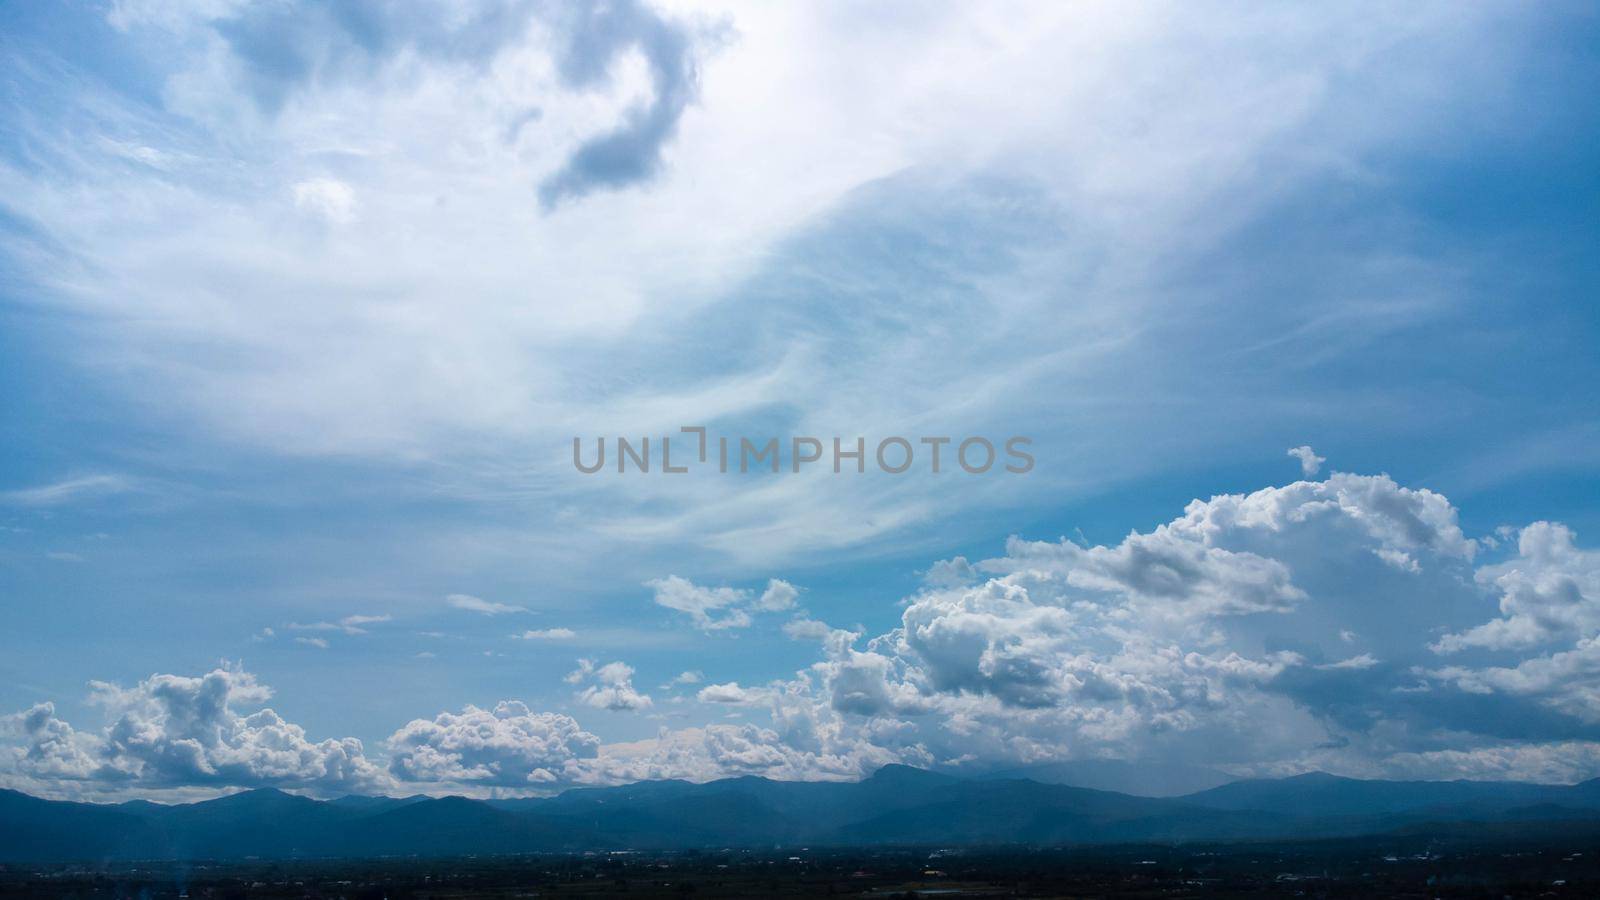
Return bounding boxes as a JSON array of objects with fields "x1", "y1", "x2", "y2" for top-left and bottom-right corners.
[{"x1": 4, "y1": 836, "x2": 1600, "y2": 900}]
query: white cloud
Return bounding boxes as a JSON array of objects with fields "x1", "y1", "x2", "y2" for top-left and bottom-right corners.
[
  {"x1": 753, "y1": 579, "x2": 800, "y2": 612},
  {"x1": 1287, "y1": 445, "x2": 1326, "y2": 477},
  {"x1": 1427, "y1": 638, "x2": 1600, "y2": 724},
  {"x1": 1, "y1": 475, "x2": 135, "y2": 507},
  {"x1": 663, "y1": 670, "x2": 704, "y2": 688},
  {"x1": 292, "y1": 178, "x2": 356, "y2": 224},
  {"x1": 1, "y1": 703, "x2": 99, "y2": 782},
  {"x1": 0, "y1": 0, "x2": 1523, "y2": 581},
  {"x1": 1318, "y1": 654, "x2": 1379, "y2": 670},
  {"x1": 10, "y1": 467, "x2": 1600, "y2": 795},
  {"x1": 1375, "y1": 547, "x2": 1421, "y2": 573},
  {"x1": 647, "y1": 575, "x2": 801, "y2": 629},
  {"x1": 6, "y1": 666, "x2": 392, "y2": 795},
  {"x1": 1381, "y1": 742, "x2": 1600, "y2": 785},
  {"x1": 568, "y1": 659, "x2": 653, "y2": 712},
  {"x1": 287, "y1": 614, "x2": 391, "y2": 635},
  {"x1": 782, "y1": 617, "x2": 836, "y2": 642},
  {"x1": 922, "y1": 556, "x2": 978, "y2": 589},
  {"x1": 387, "y1": 700, "x2": 600, "y2": 787},
  {"x1": 697, "y1": 682, "x2": 766, "y2": 705},
  {"x1": 1001, "y1": 527, "x2": 1307, "y2": 619},
  {"x1": 669, "y1": 469, "x2": 1592, "y2": 783},
  {"x1": 447, "y1": 594, "x2": 529, "y2": 615},
  {"x1": 294, "y1": 636, "x2": 329, "y2": 649},
  {"x1": 647, "y1": 575, "x2": 752, "y2": 630},
  {"x1": 515, "y1": 628, "x2": 577, "y2": 640},
  {"x1": 1433, "y1": 522, "x2": 1600, "y2": 653},
  {"x1": 592, "y1": 721, "x2": 907, "y2": 785}
]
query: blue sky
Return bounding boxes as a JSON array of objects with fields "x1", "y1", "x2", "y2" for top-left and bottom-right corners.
[{"x1": 1, "y1": 0, "x2": 1597, "y2": 799}]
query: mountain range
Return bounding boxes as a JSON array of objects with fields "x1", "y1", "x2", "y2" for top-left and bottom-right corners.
[{"x1": 6, "y1": 765, "x2": 1600, "y2": 862}]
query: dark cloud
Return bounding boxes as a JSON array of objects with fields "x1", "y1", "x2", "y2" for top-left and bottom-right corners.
[
  {"x1": 213, "y1": 0, "x2": 542, "y2": 111},
  {"x1": 198, "y1": 0, "x2": 703, "y2": 206},
  {"x1": 535, "y1": 0, "x2": 704, "y2": 208}
]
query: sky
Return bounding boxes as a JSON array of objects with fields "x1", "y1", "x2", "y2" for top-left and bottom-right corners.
[{"x1": 0, "y1": 0, "x2": 1597, "y2": 800}]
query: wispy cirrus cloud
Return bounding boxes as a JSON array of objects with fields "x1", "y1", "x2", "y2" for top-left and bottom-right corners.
[
  {"x1": 515, "y1": 628, "x2": 577, "y2": 641},
  {"x1": 287, "y1": 614, "x2": 392, "y2": 636},
  {"x1": 447, "y1": 594, "x2": 528, "y2": 616},
  {"x1": 1, "y1": 475, "x2": 136, "y2": 507},
  {"x1": 2, "y1": 0, "x2": 1567, "y2": 585}
]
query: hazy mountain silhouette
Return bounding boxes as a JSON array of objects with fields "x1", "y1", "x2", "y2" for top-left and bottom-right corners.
[
  {"x1": 981, "y1": 759, "x2": 1235, "y2": 796},
  {"x1": 6, "y1": 765, "x2": 1600, "y2": 862},
  {"x1": 1180, "y1": 771, "x2": 1600, "y2": 817}
]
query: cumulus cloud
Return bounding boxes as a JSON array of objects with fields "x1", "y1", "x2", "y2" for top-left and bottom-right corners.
[
  {"x1": 447, "y1": 593, "x2": 528, "y2": 615},
  {"x1": 783, "y1": 617, "x2": 844, "y2": 643},
  {"x1": 810, "y1": 474, "x2": 1490, "y2": 769},
  {"x1": 681, "y1": 470, "x2": 1594, "y2": 783},
  {"x1": 568, "y1": 659, "x2": 653, "y2": 711},
  {"x1": 0, "y1": 666, "x2": 388, "y2": 797},
  {"x1": 1175, "y1": 472, "x2": 1476, "y2": 563},
  {"x1": 1287, "y1": 445, "x2": 1326, "y2": 477},
  {"x1": 1427, "y1": 637, "x2": 1600, "y2": 725},
  {"x1": 922, "y1": 556, "x2": 979, "y2": 589},
  {"x1": 1, "y1": 703, "x2": 100, "y2": 782},
  {"x1": 10, "y1": 468, "x2": 1600, "y2": 795},
  {"x1": 1433, "y1": 522, "x2": 1600, "y2": 653},
  {"x1": 1001, "y1": 528, "x2": 1307, "y2": 619},
  {"x1": 752, "y1": 579, "x2": 800, "y2": 612},
  {"x1": 593, "y1": 720, "x2": 909, "y2": 785},
  {"x1": 387, "y1": 700, "x2": 600, "y2": 787},
  {"x1": 1374, "y1": 547, "x2": 1421, "y2": 573},
  {"x1": 88, "y1": 667, "x2": 385, "y2": 792}
]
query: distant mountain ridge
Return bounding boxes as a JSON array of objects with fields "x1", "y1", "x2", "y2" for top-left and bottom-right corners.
[
  {"x1": 979, "y1": 759, "x2": 1235, "y2": 796},
  {"x1": 6, "y1": 765, "x2": 1600, "y2": 862}
]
